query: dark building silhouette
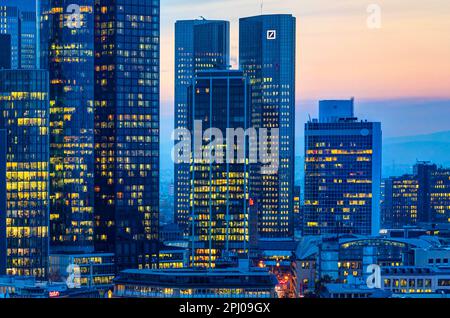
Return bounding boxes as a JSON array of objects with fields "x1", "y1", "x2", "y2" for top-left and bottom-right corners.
[
  {"x1": 0, "y1": 34, "x2": 12, "y2": 69},
  {"x1": 94, "y1": 0, "x2": 160, "y2": 271},
  {"x1": 414, "y1": 162, "x2": 437, "y2": 223}
]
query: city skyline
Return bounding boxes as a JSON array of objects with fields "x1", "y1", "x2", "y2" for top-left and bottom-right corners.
[
  {"x1": 158, "y1": 0, "x2": 450, "y2": 178},
  {"x1": 161, "y1": 0, "x2": 450, "y2": 105},
  {"x1": 0, "y1": 0, "x2": 449, "y2": 302}
]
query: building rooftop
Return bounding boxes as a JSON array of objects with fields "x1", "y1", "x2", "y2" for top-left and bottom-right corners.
[{"x1": 114, "y1": 268, "x2": 278, "y2": 289}]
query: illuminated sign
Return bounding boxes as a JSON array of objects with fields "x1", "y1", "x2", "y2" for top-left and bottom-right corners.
[{"x1": 49, "y1": 291, "x2": 60, "y2": 298}]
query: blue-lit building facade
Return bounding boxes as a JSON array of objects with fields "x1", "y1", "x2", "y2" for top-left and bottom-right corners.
[
  {"x1": 0, "y1": 2, "x2": 38, "y2": 69},
  {"x1": 40, "y1": 0, "x2": 95, "y2": 253},
  {"x1": 49, "y1": 252, "x2": 115, "y2": 290},
  {"x1": 114, "y1": 268, "x2": 278, "y2": 298},
  {"x1": 0, "y1": 5, "x2": 20, "y2": 69},
  {"x1": 17, "y1": 9, "x2": 38, "y2": 69},
  {"x1": 0, "y1": 129, "x2": 6, "y2": 275},
  {"x1": 430, "y1": 168, "x2": 450, "y2": 225},
  {"x1": 174, "y1": 19, "x2": 230, "y2": 235},
  {"x1": 382, "y1": 175, "x2": 419, "y2": 229},
  {"x1": 382, "y1": 163, "x2": 450, "y2": 229},
  {"x1": 0, "y1": 69, "x2": 49, "y2": 278},
  {"x1": 0, "y1": 34, "x2": 11, "y2": 69},
  {"x1": 303, "y1": 99, "x2": 382, "y2": 236},
  {"x1": 239, "y1": 14, "x2": 296, "y2": 239},
  {"x1": 94, "y1": 0, "x2": 160, "y2": 271},
  {"x1": 188, "y1": 70, "x2": 251, "y2": 268}
]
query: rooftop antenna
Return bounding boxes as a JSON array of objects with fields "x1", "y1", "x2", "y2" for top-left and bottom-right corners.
[
  {"x1": 199, "y1": 16, "x2": 206, "y2": 21},
  {"x1": 260, "y1": 0, "x2": 264, "y2": 15}
]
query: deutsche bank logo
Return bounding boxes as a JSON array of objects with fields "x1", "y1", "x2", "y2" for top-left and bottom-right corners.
[{"x1": 267, "y1": 30, "x2": 276, "y2": 40}]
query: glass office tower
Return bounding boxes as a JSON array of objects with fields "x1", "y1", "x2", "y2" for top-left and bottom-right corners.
[
  {"x1": 18, "y1": 10, "x2": 38, "y2": 69},
  {"x1": 174, "y1": 19, "x2": 229, "y2": 234},
  {"x1": 303, "y1": 99, "x2": 382, "y2": 236},
  {"x1": 0, "y1": 69, "x2": 50, "y2": 278},
  {"x1": 239, "y1": 15, "x2": 296, "y2": 239},
  {"x1": 0, "y1": 129, "x2": 6, "y2": 275},
  {"x1": 94, "y1": 0, "x2": 160, "y2": 271},
  {"x1": 0, "y1": 2, "x2": 37, "y2": 69},
  {"x1": 188, "y1": 70, "x2": 251, "y2": 268},
  {"x1": 430, "y1": 168, "x2": 450, "y2": 224},
  {"x1": 382, "y1": 175, "x2": 419, "y2": 229},
  {"x1": 40, "y1": 0, "x2": 95, "y2": 253},
  {"x1": 0, "y1": 34, "x2": 12, "y2": 69},
  {"x1": 0, "y1": 5, "x2": 20, "y2": 69}
]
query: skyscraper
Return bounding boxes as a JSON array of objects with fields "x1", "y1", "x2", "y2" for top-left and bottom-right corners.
[
  {"x1": 0, "y1": 2, "x2": 38, "y2": 69},
  {"x1": 0, "y1": 69, "x2": 50, "y2": 278},
  {"x1": 174, "y1": 19, "x2": 230, "y2": 234},
  {"x1": 0, "y1": 5, "x2": 20, "y2": 69},
  {"x1": 303, "y1": 99, "x2": 382, "y2": 236},
  {"x1": 18, "y1": 10, "x2": 38, "y2": 69},
  {"x1": 0, "y1": 34, "x2": 12, "y2": 69},
  {"x1": 40, "y1": 0, "x2": 95, "y2": 253},
  {"x1": 382, "y1": 175, "x2": 419, "y2": 229},
  {"x1": 0, "y1": 129, "x2": 6, "y2": 276},
  {"x1": 94, "y1": 0, "x2": 160, "y2": 271},
  {"x1": 382, "y1": 162, "x2": 450, "y2": 228},
  {"x1": 430, "y1": 168, "x2": 450, "y2": 224},
  {"x1": 414, "y1": 161, "x2": 437, "y2": 223},
  {"x1": 239, "y1": 14, "x2": 296, "y2": 239},
  {"x1": 293, "y1": 185, "x2": 301, "y2": 231},
  {"x1": 187, "y1": 70, "x2": 251, "y2": 268}
]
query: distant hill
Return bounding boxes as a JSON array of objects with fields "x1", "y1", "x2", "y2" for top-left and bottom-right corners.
[{"x1": 383, "y1": 131, "x2": 450, "y2": 176}]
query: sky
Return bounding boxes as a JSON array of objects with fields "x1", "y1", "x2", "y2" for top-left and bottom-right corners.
[
  {"x1": 161, "y1": 0, "x2": 450, "y2": 107},
  {"x1": 7, "y1": 0, "x2": 449, "y2": 174},
  {"x1": 159, "y1": 0, "x2": 450, "y2": 172}
]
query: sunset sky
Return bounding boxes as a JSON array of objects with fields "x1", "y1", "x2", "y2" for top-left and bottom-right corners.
[
  {"x1": 157, "y1": 0, "x2": 450, "y2": 173},
  {"x1": 161, "y1": 0, "x2": 450, "y2": 104}
]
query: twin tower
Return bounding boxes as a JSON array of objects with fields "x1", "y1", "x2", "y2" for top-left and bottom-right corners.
[{"x1": 173, "y1": 15, "x2": 297, "y2": 268}]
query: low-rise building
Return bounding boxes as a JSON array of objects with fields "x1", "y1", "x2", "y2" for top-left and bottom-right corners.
[
  {"x1": 321, "y1": 283, "x2": 391, "y2": 299},
  {"x1": 158, "y1": 245, "x2": 189, "y2": 269},
  {"x1": 382, "y1": 266, "x2": 450, "y2": 295},
  {"x1": 0, "y1": 276, "x2": 100, "y2": 298},
  {"x1": 113, "y1": 268, "x2": 278, "y2": 298},
  {"x1": 48, "y1": 252, "x2": 115, "y2": 292},
  {"x1": 291, "y1": 234, "x2": 443, "y2": 297}
]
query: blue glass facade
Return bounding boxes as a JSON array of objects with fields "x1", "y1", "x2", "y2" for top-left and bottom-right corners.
[
  {"x1": 0, "y1": 2, "x2": 37, "y2": 69},
  {"x1": 0, "y1": 129, "x2": 6, "y2": 275},
  {"x1": 303, "y1": 100, "x2": 382, "y2": 236},
  {"x1": 0, "y1": 5, "x2": 20, "y2": 69},
  {"x1": 430, "y1": 168, "x2": 450, "y2": 224},
  {"x1": 94, "y1": 0, "x2": 160, "y2": 271},
  {"x1": 18, "y1": 10, "x2": 38, "y2": 69},
  {"x1": 0, "y1": 69, "x2": 50, "y2": 278},
  {"x1": 382, "y1": 175, "x2": 419, "y2": 229},
  {"x1": 41, "y1": 0, "x2": 95, "y2": 253},
  {"x1": 188, "y1": 70, "x2": 251, "y2": 268},
  {"x1": 0, "y1": 34, "x2": 12, "y2": 69},
  {"x1": 239, "y1": 15, "x2": 296, "y2": 239},
  {"x1": 174, "y1": 19, "x2": 230, "y2": 234}
]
